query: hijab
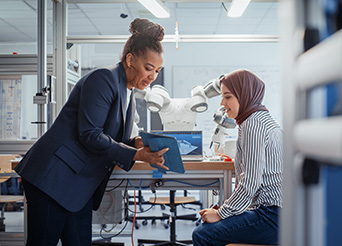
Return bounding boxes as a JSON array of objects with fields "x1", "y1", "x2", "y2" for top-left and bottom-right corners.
[{"x1": 220, "y1": 69, "x2": 268, "y2": 125}]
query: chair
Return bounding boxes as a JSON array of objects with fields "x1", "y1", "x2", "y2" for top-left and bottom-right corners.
[
  {"x1": 0, "y1": 178, "x2": 24, "y2": 232},
  {"x1": 182, "y1": 190, "x2": 203, "y2": 210},
  {"x1": 137, "y1": 190, "x2": 197, "y2": 246}
]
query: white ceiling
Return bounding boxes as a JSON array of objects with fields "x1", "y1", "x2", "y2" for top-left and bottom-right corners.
[{"x1": 0, "y1": 0, "x2": 279, "y2": 43}]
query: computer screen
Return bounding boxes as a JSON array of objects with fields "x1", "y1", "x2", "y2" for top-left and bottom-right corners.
[{"x1": 152, "y1": 131, "x2": 203, "y2": 159}]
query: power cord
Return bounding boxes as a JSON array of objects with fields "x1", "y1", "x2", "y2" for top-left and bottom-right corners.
[
  {"x1": 126, "y1": 190, "x2": 157, "y2": 214},
  {"x1": 106, "y1": 178, "x2": 125, "y2": 192},
  {"x1": 99, "y1": 180, "x2": 130, "y2": 240}
]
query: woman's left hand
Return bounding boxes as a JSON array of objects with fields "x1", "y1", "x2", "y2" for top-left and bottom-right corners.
[
  {"x1": 134, "y1": 136, "x2": 144, "y2": 149},
  {"x1": 199, "y1": 208, "x2": 222, "y2": 223}
]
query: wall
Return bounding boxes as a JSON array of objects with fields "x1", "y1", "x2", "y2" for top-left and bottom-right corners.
[{"x1": 163, "y1": 42, "x2": 281, "y2": 154}]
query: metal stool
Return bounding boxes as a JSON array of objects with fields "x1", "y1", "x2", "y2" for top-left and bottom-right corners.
[{"x1": 137, "y1": 190, "x2": 197, "y2": 246}]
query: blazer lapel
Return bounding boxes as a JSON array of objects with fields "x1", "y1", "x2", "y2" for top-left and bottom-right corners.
[
  {"x1": 123, "y1": 91, "x2": 136, "y2": 143},
  {"x1": 119, "y1": 76, "x2": 127, "y2": 125}
]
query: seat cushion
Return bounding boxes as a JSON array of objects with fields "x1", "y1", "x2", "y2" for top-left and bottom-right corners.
[{"x1": 149, "y1": 196, "x2": 196, "y2": 205}]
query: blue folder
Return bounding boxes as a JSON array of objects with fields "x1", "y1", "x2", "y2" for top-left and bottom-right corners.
[{"x1": 139, "y1": 131, "x2": 185, "y2": 174}]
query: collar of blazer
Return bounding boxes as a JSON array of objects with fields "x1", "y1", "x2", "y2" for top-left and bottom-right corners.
[{"x1": 118, "y1": 62, "x2": 129, "y2": 125}]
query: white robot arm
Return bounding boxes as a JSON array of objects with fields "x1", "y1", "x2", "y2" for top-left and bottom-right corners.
[
  {"x1": 202, "y1": 76, "x2": 222, "y2": 99},
  {"x1": 209, "y1": 106, "x2": 236, "y2": 153},
  {"x1": 134, "y1": 75, "x2": 224, "y2": 131},
  {"x1": 137, "y1": 84, "x2": 210, "y2": 130}
]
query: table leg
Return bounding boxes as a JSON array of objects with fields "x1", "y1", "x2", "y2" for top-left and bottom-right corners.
[{"x1": 224, "y1": 170, "x2": 233, "y2": 200}]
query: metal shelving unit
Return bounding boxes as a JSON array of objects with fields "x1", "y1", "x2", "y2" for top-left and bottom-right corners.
[{"x1": 0, "y1": 55, "x2": 55, "y2": 154}]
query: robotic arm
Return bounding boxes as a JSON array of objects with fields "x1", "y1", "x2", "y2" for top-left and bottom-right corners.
[
  {"x1": 134, "y1": 75, "x2": 224, "y2": 131},
  {"x1": 209, "y1": 106, "x2": 236, "y2": 153}
]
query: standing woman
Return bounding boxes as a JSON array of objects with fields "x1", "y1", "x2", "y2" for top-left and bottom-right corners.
[
  {"x1": 192, "y1": 69, "x2": 283, "y2": 246},
  {"x1": 15, "y1": 18, "x2": 168, "y2": 246}
]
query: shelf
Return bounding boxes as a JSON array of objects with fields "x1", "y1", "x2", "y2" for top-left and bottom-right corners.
[
  {"x1": 0, "y1": 54, "x2": 54, "y2": 75},
  {"x1": 0, "y1": 140, "x2": 35, "y2": 155},
  {"x1": 295, "y1": 29, "x2": 342, "y2": 91},
  {"x1": 294, "y1": 116, "x2": 342, "y2": 164}
]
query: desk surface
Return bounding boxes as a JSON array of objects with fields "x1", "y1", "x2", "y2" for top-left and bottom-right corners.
[
  {"x1": 7, "y1": 160, "x2": 234, "y2": 172},
  {"x1": 115, "y1": 160, "x2": 234, "y2": 171}
]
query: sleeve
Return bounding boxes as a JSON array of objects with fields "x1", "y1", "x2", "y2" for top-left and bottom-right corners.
[
  {"x1": 77, "y1": 69, "x2": 137, "y2": 166},
  {"x1": 217, "y1": 119, "x2": 266, "y2": 219}
]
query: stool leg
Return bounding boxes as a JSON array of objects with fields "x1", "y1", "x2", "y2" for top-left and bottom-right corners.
[
  {"x1": 0, "y1": 203, "x2": 5, "y2": 231},
  {"x1": 170, "y1": 190, "x2": 176, "y2": 243}
]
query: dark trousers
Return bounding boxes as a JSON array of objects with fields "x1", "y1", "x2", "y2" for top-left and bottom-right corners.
[
  {"x1": 192, "y1": 205, "x2": 280, "y2": 246},
  {"x1": 22, "y1": 179, "x2": 93, "y2": 246}
]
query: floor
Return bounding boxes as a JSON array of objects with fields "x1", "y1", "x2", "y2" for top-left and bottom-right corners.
[{"x1": 1, "y1": 190, "x2": 207, "y2": 246}]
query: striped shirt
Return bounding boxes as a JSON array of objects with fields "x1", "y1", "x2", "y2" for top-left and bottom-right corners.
[{"x1": 217, "y1": 110, "x2": 283, "y2": 219}]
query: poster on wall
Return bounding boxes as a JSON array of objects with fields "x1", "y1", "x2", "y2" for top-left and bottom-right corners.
[{"x1": 0, "y1": 75, "x2": 22, "y2": 140}]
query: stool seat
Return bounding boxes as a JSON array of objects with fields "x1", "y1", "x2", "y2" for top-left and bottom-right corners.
[
  {"x1": 149, "y1": 196, "x2": 196, "y2": 205},
  {"x1": 0, "y1": 195, "x2": 24, "y2": 203},
  {"x1": 0, "y1": 176, "x2": 10, "y2": 184}
]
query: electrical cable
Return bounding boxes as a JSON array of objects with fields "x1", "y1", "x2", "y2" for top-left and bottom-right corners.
[
  {"x1": 126, "y1": 191, "x2": 156, "y2": 214},
  {"x1": 96, "y1": 190, "x2": 115, "y2": 223},
  {"x1": 99, "y1": 216, "x2": 129, "y2": 240},
  {"x1": 99, "y1": 180, "x2": 129, "y2": 240},
  {"x1": 125, "y1": 178, "x2": 157, "y2": 213},
  {"x1": 127, "y1": 178, "x2": 150, "y2": 189},
  {"x1": 138, "y1": 178, "x2": 143, "y2": 190},
  {"x1": 106, "y1": 178, "x2": 125, "y2": 192}
]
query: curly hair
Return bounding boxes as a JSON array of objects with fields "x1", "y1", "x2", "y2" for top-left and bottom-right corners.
[{"x1": 121, "y1": 18, "x2": 165, "y2": 62}]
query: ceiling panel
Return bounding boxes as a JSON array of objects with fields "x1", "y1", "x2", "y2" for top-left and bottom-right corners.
[
  {"x1": 0, "y1": 1, "x2": 33, "y2": 11},
  {"x1": 0, "y1": 1, "x2": 279, "y2": 43}
]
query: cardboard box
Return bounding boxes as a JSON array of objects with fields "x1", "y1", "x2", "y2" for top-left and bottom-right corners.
[{"x1": 0, "y1": 155, "x2": 17, "y2": 171}]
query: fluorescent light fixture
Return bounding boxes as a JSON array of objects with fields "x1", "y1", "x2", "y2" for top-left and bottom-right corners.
[
  {"x1": 138, "y1": 0, "x2": 170, "y2": 18},
  {"x1": 227, "y1": 0, "x2": 251, "y2": 18}
]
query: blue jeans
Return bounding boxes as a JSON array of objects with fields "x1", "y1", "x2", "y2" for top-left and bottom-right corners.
[
  {"x1": 22, "y1": 179, "x2": 93, "y2": 246},
  {"x1": 192, "y1": 205, "x2": 280, "y2": 246},
  {"x1": 1, "y1": 178, "x2": 21, "y2": 195}
]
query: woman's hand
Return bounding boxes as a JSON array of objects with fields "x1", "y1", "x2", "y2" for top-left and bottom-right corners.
[
  {"x1": 134, "y1": 136, "x2": 144, "y2": 149},
  {"x1": 199, "y1": 208, "x2": 222, "y2": 223},
  {"x1": 133, "y1": 147, "x2": 169, "y2": 170}
]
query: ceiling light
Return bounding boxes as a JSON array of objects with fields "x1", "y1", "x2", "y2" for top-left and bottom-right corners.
[
  {"x1": 227, "y1": 0, "x2": 251, "y2": 18},
  {"x1": 138, "y1": 0, "x2": 170, "y2": 18}
]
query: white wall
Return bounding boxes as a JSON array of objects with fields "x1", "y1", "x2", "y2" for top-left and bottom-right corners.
[{"x1": 163, "y1": 42, "x2": 281, "y2": 154}]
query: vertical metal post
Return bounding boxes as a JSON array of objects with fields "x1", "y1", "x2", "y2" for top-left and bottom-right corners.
[
  {"x1": 169, "y1": 190, "x2": 176, "y2": 242},
  {"x1": 54, "y1": 0, "x2": 68, "y2": 114},
  {"x1": 37, "y1": 0, "x2": 47, "y2": 137},
  {"x1": 280, "y1": 0, "x2": 305, "y2": 245}
]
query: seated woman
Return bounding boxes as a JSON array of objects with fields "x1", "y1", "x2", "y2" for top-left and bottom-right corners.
[{"x1": 192, "y1": 69, "x2": 283, "y2": 246}]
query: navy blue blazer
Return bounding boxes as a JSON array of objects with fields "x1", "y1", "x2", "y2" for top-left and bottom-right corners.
[{"x1": 15, "y1": 62, "x2": 137, "y2": 212}]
